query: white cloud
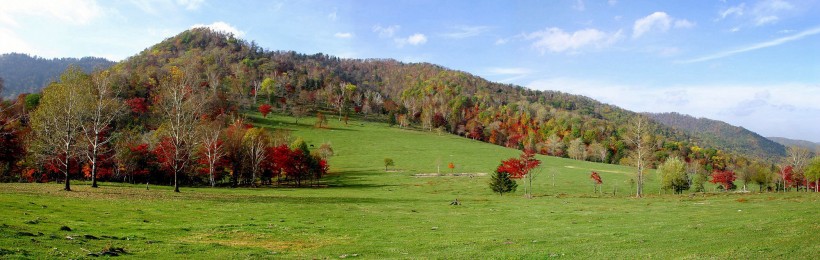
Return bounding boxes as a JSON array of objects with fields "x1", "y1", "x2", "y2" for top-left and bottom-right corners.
[
  {"x1": 608, "y1": 0, "x2": 617, "y2": 6},
  {"x1": 755, "y1": 15, "x2": 779, "y2": 26},
  {"x1": 526, "y1": 77, "x2": 820, "y2": 141},
  {"x1": 176, "y1": 0, "x2": 204, "y2": 10},
  {"x1": 674, "y1": 19, "x2": 696, "y2": 29},
  {"x1": 191, "y1": 21, "x2": 245, "y2": 37},
  {"x1": 679, "y1": 26, "x2": 820, "y2": 63},
  {"x1": 633, "y1": 12, "x2": 694, "y2": 38},
  {"x1": 334, "y1": 32, "x2": 353, "y2": 39},
  {"x1": 0, "y1": 0, "x2": 103, "y2": 26},
  {"x1": 494, "y1": 38, "x2": 509, "y2": 45},
  {"x1": 633, "y1": 12, "x2": 672, "y2": 38},
  {"x1": 441, "y1": 25, "x2": 491, "y2": 39},
  {"x1": 524, "y1": 27, "x2": 622, "y2": 54},
  {"x1": 719, "y1": 3, "x2": 745, "y2": 19},
  {"x1": 373, "y1": 24, "x2": 400, "y2": 38},
  {"x1": 395, "y1": 33, "x2": 427, "y2": 46}
]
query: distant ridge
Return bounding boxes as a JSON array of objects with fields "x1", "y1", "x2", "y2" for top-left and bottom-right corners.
[
  {"x1": 646, "y1": 112, "x2": 786, "y2": 160},
  {"x1": 0, "y1": 53, "x2": 115, "y2": 97},
  {"x1": 767, "y1": 137, "x2": 820, "y2": 152}
]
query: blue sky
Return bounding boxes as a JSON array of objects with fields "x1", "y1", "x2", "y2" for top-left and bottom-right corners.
[{"x1": 2, "y1": 0, "x2": 819, "y2": 142}]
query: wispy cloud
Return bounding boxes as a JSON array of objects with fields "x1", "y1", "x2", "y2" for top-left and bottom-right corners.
[
  {"x1": 441, "y1": 25, "x2": 491, "y2": 39},
  {"x1": 633, "y1": 12, "x2": 694, "y2": 38},
  {"x1": 327, "y1": 9, "x2": 337, "y2": 21},
  {"x1": 334, "y1": 32, "x2": 353, "y2": 39},
  {"x1": 524, "y1": 27, "x2": 622, "y2": 54},
  {"x1": 679, "y1": 26, "x2": 820, "y2": 63},
  {"x1": 176, "y1": 0, "x2": 204, "y2": 10},
  {"x1": 572, "y1": 0, "x2": 585, "y2": 11},
  {"x1": 0, "y1": 0, "x2": 103, "y2": 26},
  {"x1": 373, "y1": 24, "x2": 400, "y2": 38},
  {"x1": 486, "y1": 67, "x2": 533, "y2": 82}
]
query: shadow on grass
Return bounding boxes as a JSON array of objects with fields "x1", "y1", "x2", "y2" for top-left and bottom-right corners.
[{"x1": 250, "y1": 116, "x2": 358, "y2": 132}]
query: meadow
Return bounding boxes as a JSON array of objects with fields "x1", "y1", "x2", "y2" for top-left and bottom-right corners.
[{"x1": 0, "y1": 114, "x2": 817, "y2": 259}]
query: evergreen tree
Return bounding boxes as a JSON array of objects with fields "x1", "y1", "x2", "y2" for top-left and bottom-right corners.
[{"x1": 489, "y1": 171, "x2": 517, "y2": 196}]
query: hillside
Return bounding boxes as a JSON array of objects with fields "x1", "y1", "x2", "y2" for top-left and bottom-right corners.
[
  {"x1": 768, "y1": 136, "x2": 820, "y2": 152},
  {"x1": 647, "y1": 112, "x2": 786, "y2": 160},
  {"x1": 114, "y1": 28, "x2": 711, "y2": 167},
  {"x1": 0, "y1": 53, "x2": 115, "y2": 97}
]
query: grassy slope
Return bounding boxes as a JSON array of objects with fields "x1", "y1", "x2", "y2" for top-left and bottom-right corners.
[{"x1": 0, "y1": 113, "x2": 818, "y2": 259}]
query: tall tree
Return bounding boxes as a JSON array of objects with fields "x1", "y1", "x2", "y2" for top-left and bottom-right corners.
[
  {"x1": 199, "y1": 120, "x2": 225, "y2": 187},
  {"x1": 784, "y1": 146, "x2": 811, "y2": 191},
  {"x1": 806, "y1": 157, "x2": 820, "y2": 192},
  {"x1": 80, "y1": 70, "x2": 124, "y2": 188},
  {"x1": 658, "y1": 156, "x2": 689, "y2": 194},
  {"x1": 243, "y1": 127, "x2": 269, "y2": 186},
  {"x1": 624, "y1": 115, "x2": 653, "y2": 197},
  {"x1": 154, "y1": 66, "x2": 204, "y2": 192},
  {"x1": 29, "y1": 66, "x2": 92, "y2": 191}
]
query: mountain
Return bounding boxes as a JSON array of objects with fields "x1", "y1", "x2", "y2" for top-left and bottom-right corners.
[
  {"x1": 0, "y1": 53, "x2": 115, "y2": 97},
  {"x1": 647, "y1": 112, "x2": 786, "y2": 160},
  {"x1": 768, "y1": 137, "x2": 820, "y2": 152}
]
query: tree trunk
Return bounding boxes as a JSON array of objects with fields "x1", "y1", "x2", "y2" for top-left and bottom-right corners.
[
  {"x1": 64, "y1": 173, "x2": 71, "y2": 191},
  {"x1": 174, "y1": 171, "x2": 180, "y2": 193},
  {"x1": 91, "y1": 160, "x2": 98, "y2": 188}
]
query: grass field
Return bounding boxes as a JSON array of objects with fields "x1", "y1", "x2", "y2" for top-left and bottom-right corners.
[{"x1": 1, "y1": 113, "x2": 818, "y2": 259}]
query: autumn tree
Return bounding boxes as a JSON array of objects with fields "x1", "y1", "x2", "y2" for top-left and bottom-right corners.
[
  {"x1": 590, "y1": 171, "x2": 603, "y2": 194},
  {"x1": 624, "y1": 115, "x2": 654, "y2": 197},
  {"x1": 658, "y1": 156, "x2": 689, "y2": 194},
  {"x1": 497, "y1": 150, "x2": 541, "y2": 198},
  {"x1": 154, "y1": 66, "x2": 205, "y2": 192},
  {"x1": 80, "y1": 70, "x2": 124, "y2": 188},
  {"x1": 567, "y1": 137, "x2": 586, "y2": 161},
  {"x1": 710, "y1": 170, "x2": 736, "y2": 191},
  {"x1": 489, "y1": 171, "x2": 517, "y2": 196},
  {"x1": 258, "y1": 103, "x2": 272, "y2": 118},
  {"x1": 29, "y1": 66, "x2": 92, "y2": 191},
  {"x1": 588, "y1": 141, "x2": 606, "y2": 162}
]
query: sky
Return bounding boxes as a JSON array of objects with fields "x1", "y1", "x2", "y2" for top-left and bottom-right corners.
[{"x1": 1, "y1": 0, "x2": 819, "y2": 142}]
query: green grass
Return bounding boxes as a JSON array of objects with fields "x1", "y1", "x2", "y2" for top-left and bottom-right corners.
[{"x1": 0, "y1": 113, "x2": 818, "y2": 259}]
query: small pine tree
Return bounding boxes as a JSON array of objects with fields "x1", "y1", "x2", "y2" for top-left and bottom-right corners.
[{"x1": 490, "y1": 171, "x2": 517, "y2": 196}]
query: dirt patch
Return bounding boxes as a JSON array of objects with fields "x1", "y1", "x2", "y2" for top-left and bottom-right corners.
[
  {"x1": 412, "y1": 173, "x2": 487, "y2": 177},
  {"x1": 563, "y1": 166, "x2": 630, "y2": 175}
]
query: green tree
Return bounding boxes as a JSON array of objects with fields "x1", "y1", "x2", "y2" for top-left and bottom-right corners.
[
  {"x1": 80, "y1": 70, "x2": 124, "y2": 188},
  {"x1": 384, "y1": 158, "x2": 394, "y2": 171},
  {"x1": 806, "y1": 157, "x2": 820, "y2": 192},
  {"x1": 489, "y1": 171, "x2": 517, "y2": 196},
  {"x1": 658, "y1": 156, "x2": 689, "y2": 194},
  {"x1": 29, "y1": 66, "x2": 92, "y2": 191}
]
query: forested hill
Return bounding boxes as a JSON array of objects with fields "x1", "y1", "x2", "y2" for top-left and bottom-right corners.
[
  {"x1": 0, "y1": 53, "x2": 115, "y2": 97},
  {"x1": 111, "y1": 28, "x2": 771, "y2": 170},
  {"x1": 767, "y1": 137, "x2": 820, "y2": 152},
  {"x1": 647, "y1": 112, "x2": 786, "y2": 159}
]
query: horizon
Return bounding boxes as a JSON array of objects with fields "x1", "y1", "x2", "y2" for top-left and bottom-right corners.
[{"x1": 1, "y1": 0, "x2": 818, "y2": 142}]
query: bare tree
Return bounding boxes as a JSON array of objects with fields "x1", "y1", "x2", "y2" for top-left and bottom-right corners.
[
  {"x1": 200, "y1": 120, "x2": 225, "y2": 187},
  {"x1": 155, "y1": 66, "x2": 205, "y2": 192},
  {"x1": 81, "y1": 70, "x2": 124, "y2": 188},
  {"x1": 29, "y1": 66, "x2": 91, "y2": 191},
  {"x1": 785, "y1": 146, "x2": 812, "y2": 192},
  {"x1": 624, "y1": 115, "x2": 654, "y2": 198}
]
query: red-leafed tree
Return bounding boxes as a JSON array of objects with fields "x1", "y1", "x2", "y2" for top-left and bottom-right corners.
[
  {"x1": 590, "y1": 171, "x2": 603, "y2": 194},
  {"x1": 497, "y1": 150, "x2": 541, "y2": 198},
  {"x1": 125, "y1": 97, "x2": 149, "y2": 114},
  {"x1": 710, "y1": 170, "x2": 736, "y2": 191},
  {"x1": 779, "y1": 165, "x2": 795, "y2": 191},
  {"x1": 258, "y1": 103, "x2": 273, "y2": 118}
]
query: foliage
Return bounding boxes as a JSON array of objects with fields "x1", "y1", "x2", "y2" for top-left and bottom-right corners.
[
  {"x1": 658, "y1": 156, "x2": 689, "y2": 194},
  {"x1": 489, "y1": 170, "x2": 517, "y2": 196},
  {"x1": 590, "y1": 171, "x2": 602, "y2": 184},
  {"x1": 384, "y1": 158, "x2": 395, "y2": 171},
  {"x1": 710, "y1": 170, "x2": 736, "y2": 191},
  {"x1": 258, "y1": 103, "x2": 272, "y2": 118}
]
